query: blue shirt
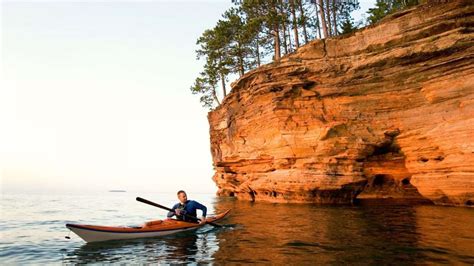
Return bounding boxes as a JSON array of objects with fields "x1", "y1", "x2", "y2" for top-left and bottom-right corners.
[{"x1": 167, "y1": 200, "x2": 207, "y2": 222}]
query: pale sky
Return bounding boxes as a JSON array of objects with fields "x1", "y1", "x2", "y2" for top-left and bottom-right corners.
[{"x1": 0, "y1": 0, "x2": 375, "y2": 194}]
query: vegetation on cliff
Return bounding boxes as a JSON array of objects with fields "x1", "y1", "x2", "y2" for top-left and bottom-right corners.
[
  {"x1": 190, "y1": 0, "x2": 424, "y2": 108},
  {"x1": 367, "y1": 0, "x2": 420, "y2": 24}
]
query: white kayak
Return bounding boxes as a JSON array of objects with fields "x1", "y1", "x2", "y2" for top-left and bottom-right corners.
[{"x1": 66, "y1": 209, "x2": 230, "y2": 243}]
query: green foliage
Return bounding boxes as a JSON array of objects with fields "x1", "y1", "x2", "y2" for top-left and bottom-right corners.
[
  {"x1": 190, "y1": 70, "x2": 219, "y2": 109},
  {"x1": 240, "y1": 0, "x2": 284, "y2": 59},
  {"x1": 336, "y1": 0, "x2": 360, "y2": 31},
  {"x1": 340, "y1": 17, "x2": 357, "y2": 35},
  {"x1": 222, "y1": 7, "x2": 258, "y2": 75},
  {"x1": 367, "y1": 0, "x2": 419, "y2": 25},
  {"x1": 191, "y1": 0, "x2": 364, "y2": 109},
  {"x1": 193, "y1": 24, "x2": 231, "y2": 109}
]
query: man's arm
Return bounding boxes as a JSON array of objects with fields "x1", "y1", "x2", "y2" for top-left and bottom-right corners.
[{"x1": 193, "y1": 201, "x2": 207, "y2": 218}]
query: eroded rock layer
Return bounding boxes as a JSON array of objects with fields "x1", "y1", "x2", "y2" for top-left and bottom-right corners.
[{"x1": 208, "y1": 1, "x2": 474, "y2": 206}]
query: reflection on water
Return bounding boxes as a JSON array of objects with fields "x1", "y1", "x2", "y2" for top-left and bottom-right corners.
[
  {"x1": 1, "y1": 193, "x2": 473, "y2": 264},
  {"x1": 210, "y1": 198, "x2": 474, "y2": 264},
  {"x1": 62, "y1": 198, "x2": 474, "y2": 264},
  {"x1": 63, "y1": 228, "x2": 225, "y2": 264}
]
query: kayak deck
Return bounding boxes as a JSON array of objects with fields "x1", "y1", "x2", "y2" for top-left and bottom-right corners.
[{"x1": 66, "y1": 209, "x2": 230, "y2": 243}]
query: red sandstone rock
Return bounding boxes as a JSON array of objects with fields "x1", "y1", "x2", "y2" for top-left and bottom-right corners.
[{"x1": 208, "y1": 1, "x2": 474, "y2": 207}]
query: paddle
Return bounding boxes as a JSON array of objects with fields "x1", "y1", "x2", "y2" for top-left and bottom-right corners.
[{"x1": 136, "y1": 197, "x2": 222, "y2": 228}]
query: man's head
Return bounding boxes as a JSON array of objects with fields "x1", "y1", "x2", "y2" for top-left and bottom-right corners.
[{"x1": 177, "y1": 190, "x2": 187, "y2": 204}]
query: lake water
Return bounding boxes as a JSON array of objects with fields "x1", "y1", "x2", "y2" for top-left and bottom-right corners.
[{"x1": 1, "y1": 192, "x2": 473, "y2": 264}]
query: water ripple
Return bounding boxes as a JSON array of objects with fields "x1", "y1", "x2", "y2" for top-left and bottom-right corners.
[{"x1": 1, "y1": 194, "x2": 473, "y2": 264}]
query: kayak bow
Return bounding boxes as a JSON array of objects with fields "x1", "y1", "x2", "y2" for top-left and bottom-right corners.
[{"x1": 66, "y1": 209, "x2": 230, "y2": 243}]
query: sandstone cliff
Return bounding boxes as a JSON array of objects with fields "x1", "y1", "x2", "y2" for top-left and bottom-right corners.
[{"x1": 208, "y1": 1, "x2": 474, "y2": 207}]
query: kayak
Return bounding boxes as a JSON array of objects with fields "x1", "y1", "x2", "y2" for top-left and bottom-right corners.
[{"x1": 66, "y1": 209, "x2": 230, "y2": 243}]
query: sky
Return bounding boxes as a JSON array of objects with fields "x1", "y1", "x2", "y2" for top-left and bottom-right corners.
[{"x1": 0, "y1": 0, "x2": 375, "y2": 195}]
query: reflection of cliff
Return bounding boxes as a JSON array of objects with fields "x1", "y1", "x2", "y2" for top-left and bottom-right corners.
[
  {"x1": 211, "y1": 198, "x2": 474, "y2": 264},
  {"x1": 209, "y1": 1, "x2": 474, "y2": 206}
]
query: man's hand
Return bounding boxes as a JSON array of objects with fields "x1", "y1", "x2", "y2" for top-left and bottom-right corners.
[
  {"x1": 175, "y1": 209, "x2": 182, "y2": 215},
  {"x1": 199, "y1": 217, "x2": 206, "y2": 224}
]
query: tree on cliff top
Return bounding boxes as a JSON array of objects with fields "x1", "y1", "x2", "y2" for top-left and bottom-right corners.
[
  {"x1": 191, "y1": 7, "x2": 259, "y2": 109},
  {"x1": 190, "y1": 70, "x2": 220, "y2": 109},
  {"x1": 239, "y1": 0, "x2": 283, "y2": 60},
  {"x1": 191, "y1": 0, "x2": 362, "y2": 109},
  {"x1": 367, "y1": 0, "x2": 419, "y2": 24},
  {"x1": 222, "y1": 8, "x2": 260, "y2": 76},
  {"x1": 191, "y1": 27, "x2": 229, "y2": 109}
]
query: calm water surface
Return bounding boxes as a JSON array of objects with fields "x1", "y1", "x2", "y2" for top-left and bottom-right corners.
[{"x1": 1, "y1": 192, "x2": 473, "y2": 264}]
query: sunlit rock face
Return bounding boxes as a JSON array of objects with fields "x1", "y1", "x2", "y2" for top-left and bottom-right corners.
[{"x1": 208, "y1": 1, "x2": 474, "y2": 207}]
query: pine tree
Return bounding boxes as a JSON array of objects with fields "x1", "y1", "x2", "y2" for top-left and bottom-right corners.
[
  {"x1": 367, "y1": 0, "x2": 419, "y2": 25},
  {"x1": 190, "y1": 69, "x2": 220, "y2": 109},
  {"x1": 191, "y1": 0, "x2": 364, "y2": 108},
  {"x1": 221, "y1": 8, "x2": 256, "y2": 76},
  {"x1": 278, "y1": 0, "x2": 290, "y2": 54},
  {"x1": 194, "y1": 26, "x2": 232, "y2": 108},
  {"x1": 239, "y1": 0, "x2": 283, "y2": 60},
  {"x1": 297, "y1": 0, "x2": 309, "y2": 44},
  {"x1": 336, "y1": 0, "x2": 360, "y2": 35},
  {"x1": 340, "y1": 17, "x2": 357, "y2": 35},
  {"x1": 317, "y1": 0, "x2": 329, "y2": 38},
  {"x1": 290, "y1": 0, "x2": 300, "y2": 48}
]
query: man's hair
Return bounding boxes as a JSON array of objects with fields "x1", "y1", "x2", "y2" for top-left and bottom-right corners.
[{"x1": 177, "y1": 190, "x2": 186, "y2": 195}]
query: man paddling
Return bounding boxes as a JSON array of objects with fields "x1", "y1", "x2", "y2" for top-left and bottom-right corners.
[{"x1": 167, "y1": 190, "x2": 207, "y2": 224}]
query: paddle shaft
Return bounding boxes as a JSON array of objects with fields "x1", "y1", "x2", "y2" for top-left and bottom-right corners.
[{"x1": 136, "y1": 197, "x2": 221, "y2": 227}]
